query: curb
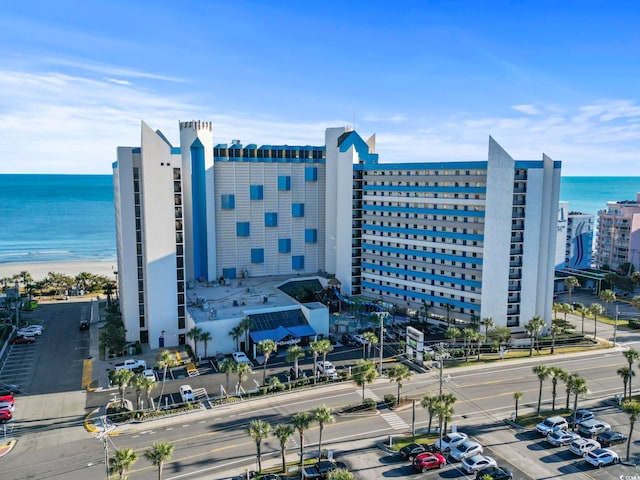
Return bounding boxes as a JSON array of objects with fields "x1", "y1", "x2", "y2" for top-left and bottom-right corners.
[
  {"x1": 0, "y1": 439, "x2": 17, "y2": 458},
  {"x1": 84, "y1": 408, "x2": 100, "y2": 433}
]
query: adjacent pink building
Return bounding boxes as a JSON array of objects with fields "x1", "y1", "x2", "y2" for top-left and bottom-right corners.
[{"x1": 595, "y1": 192, "x2": 640, "y2": 272}]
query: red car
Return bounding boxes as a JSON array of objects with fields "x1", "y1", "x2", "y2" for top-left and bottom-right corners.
[
  {"x1": 0, "y1": 408, "x2": 12, "y2": 422},
  {"x1": 10, "y1": 336, "x2": 36, "y2": 344},
  {"x1": 413, "y1": 452, "x2": 447, "y2": 472}
]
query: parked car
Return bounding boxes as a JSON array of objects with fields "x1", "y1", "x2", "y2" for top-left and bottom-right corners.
[
  {"x1": 141, "y1": 369, "x2": 156, "y2": 380},
  {"x1": 569, "y1": 438, "x2": 601, "y2": 457},
  {"x1": 475, "y1": 466, "x2": 513, "y2": 480},
  {"x1": 546, "y1": 430, "x2": 580, "y2": 447},
  {"x1": 10, "y1": 336, "x2": 36, "y2": 345},
  {"x1": 261, "y1": 475, "x2": 281, "y2": 480},
  {"x1": 596, "y1": 430, "x2": 628, "y2": 447},
  {"x1": 232, "y1": 351, "x2": 251, "y2": 364},
  {"x1": 179, "y1": 384, "x2": 195, "y2": 403},
  {"x1": 0, "y1": 401, "x2": 15, "y2": 413},
  {"x1": 341, "y1": 334, "x2": 358, "y2": 347},
  {"x1": 462, "y1": 454, "x2": 497, "y2": 474},
  {"x1": 577, "y1": 419, "x2": 611, "y2": 438},
  {"x1": 565, "y1": 409, "x2": 594, "y2": 427},
  {"x1": 450, "y1": 440, "x2": 483, "y2": 461},
  {"x1": 289, "y1": 367, "x2": 307, "y2": 381},
  {"x1": 412, "y1": 452, "x2": 446, "y2": 472},
  {"x1": 0, "y1": 409, "x2": 12, "y2": 422},
  {"x1": 584, "y1": 448, "x2": 619, "y2": 468},
  {"x1": 434, "y1": 432, "x2": 468, "y2": 452},
  {"x1": 18, "y1": 327, "x2": 41, "y2": 336},
  {"x1": 301, "y1": 460, "x2": 338, "y2": 479},
  {"x1": 79, "y1": 319, "x2": 89, "y2": 330},
  {"x1": 536, "y1": 416, "x2": 568, "y2": 435},
  {"x1": 0, "y1": 394, "x2": 14, "y2": 404},
  {"x1": 400, "y1": 443, "x2": 435, "y2": 460},
  {"x1": 316, "y1": 361, "x2": 338, "y2": 379},
  {"x1": 352, "y1": 333, "x2": 368, "y2": 345},
  {"x1": 0, "y1": 383, "x2": 20, "y2": 395},
  {"x1": 114, "y1": 359, "x2": 147, "y2": 372}
]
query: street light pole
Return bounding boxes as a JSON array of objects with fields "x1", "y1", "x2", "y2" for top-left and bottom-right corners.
[
  {"x1": 14, "y1": 280, "x2": 20, "y2": 328},
  {"x1": 379, "y1": 312, "x2": 385, "y2": 374},
  {"x1": 613, "y1": 305, "x2": 619, "y2": 345},
  {"x1": 438, "y1": 342, "x2": 444, "y2": 398}
]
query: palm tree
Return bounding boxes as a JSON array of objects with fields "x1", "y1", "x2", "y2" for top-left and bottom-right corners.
[
  {"x1": 219, "y1": 358, "x2": 237, "y2": 397},
  {"x1": 631, "y1": 296, "x2": 640, "y2": 324},
  {"x1": 286, "y1": 345, "x2": 305, "y2": 375},
  {"x1": 273, "y1": 423, "x2": 294, "y2": 473},
  {"x1": 327, "y1": 469, "x2": 355, "y2": 480},
  {"x1": 112, "y1": 368, "x2": 134, "y2": 408},
  {"x1": 513, "y1": 392, "x2": 523, "y2": 421},
  {"x1": 109, "y1": 447, "x2": 138, "y2": 480},
  {"x1": 421, "y1": 395, "x2": 438, "y2": 433},
  {"x1": 239, "y1": 317, "x2": 253, "y2": 351},
  {"x1": 549, "y1": 367, "x2": 565, "y2": 411},
  {"x1": 524, "y1": 316, "x2": 545, "y2": 355},
  {"x1": 444, "y1": 302, "x2": 453, "y2": 325},
  {"x1": 599, "y1": 289, "x2": 616, "y2": 316},
  {"x1": 475, "y1": 332, "x2": 485, "y2": 361},
  {"x1": 155, "y1": 349, "x2": 178, "y2": 410},
  {"x1": 312, "y1": 405, "x2": 335, "y2": 458},
  {"x1": 309, "y1": 340, "x2": 323, "y2": 384},
  {"x1": 363, "y1": 331, "x2": 378, "y2": 359},
  {"x1": 186, "y1": 326, "x2": 203, "y2": 359},
  {"x1": 481, "y1": 317, "x2": 495, "y2": 339},
  {"x1": 388, "y1": 364, "x2": 412, "y2": 405},
  {"x1": 291, "y1": 411, "x2": 314, "y2": 468},
  {"x1": 247, "y1": 419, "x2": 271, "y2": 472},
  {"x1": 618, "y1": 367, "x2": 633, "y2": 402},
  {"x1": 318, "y1": 339, "x2": 334, "y2": 365},
  {"x1": 258, "y1": 339, "x2": 278, "y2": 385},
  {"x1": 552, "y1": 302, "x2": 563, "y2": 322},
  {"x1": 563, "y1": 371, "x2": 576, "y2": 410},
  {"x1": 623, "y1": 348, "x2": 639, "y2": 398},
  {"x1": 144, "y1": 442, "x2": 174, "y2": 480},
  {"x1": 267, "y1": 375, "x2": 285, "y2": 393},
  {"x1": 200, "y1": 331, "x2": 212, "y2": 358},
  {"x1": 588, "y1": 303, "x2": 605, "y2": 340},
  {"x1": 621, "y1": 400, "x2": 640, "y2": 461},
  {"x1": 444, "y1": 327, "x2": 461, "y2": 350},
  {"x1": 353, "y1": 359, "x2": 377, "y2": 401},
  {"x1": 574, "y1": 303, "x2": 589, "y2": 335},
  {"x1": 434, "y1": 397, "x2": 455, "y2": 447},
  {"x1": 235, "y1": 361, "x2": 252, "y2": 395},
  {"x1": 132, "y1": 373, "x2": 156, "y2": 410},
  {"x1": 462, "y1": 328, "x2": 476, "y2": 362},
  {"x1": 564, "y1": 276, "x2": 580, "y2": 304},
  {"x1": 532, "y1": 364, "x2": 551, "y2": 415},
  {"x1": 569, "y1": 375, "x2": 588, "y2": 431},
  {"x1": 229, "y1": 326, "x2": 243, "y2": 352}
]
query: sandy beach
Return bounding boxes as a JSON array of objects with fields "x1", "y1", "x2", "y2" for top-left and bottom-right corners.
[{"x1": 0, "y1": 260, "x2": 117, "y2": 282}]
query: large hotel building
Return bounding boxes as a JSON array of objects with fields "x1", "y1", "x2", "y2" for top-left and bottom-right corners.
[{"x1": 114, "y1": 121, "x2": 561, "y2": 351}]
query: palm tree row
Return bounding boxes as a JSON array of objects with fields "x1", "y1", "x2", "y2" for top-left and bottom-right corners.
[
  {"x1": 246, "y1": 405, "x2": 336, "y2": 473},
  {"x1": 185, "y1": 326, "x2": 213, "y2": 359},
  {"x1": 618, "y1": 348, "x2": 639, "y2": 402},
  {"x1": 109, "y1": 441, "x2": 174, "y2": 480},
  {"x1": 529, "y1": 364, "x2": 588, "y2": 424}
]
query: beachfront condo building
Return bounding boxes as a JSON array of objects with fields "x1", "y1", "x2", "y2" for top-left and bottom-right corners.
[
  {"x1": 555, "y1": 202, "x2": 594, "y2": 270},
  {"x1": 594, "y1": 193, "x2": 640, "y2": 272},
  {"x1": 114, "y1": 121, "x2": 561, "y2": 350}
]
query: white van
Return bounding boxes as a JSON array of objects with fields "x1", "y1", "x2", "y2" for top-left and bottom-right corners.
[
  {"x1": 569, "y1": 438, "x2": 600, "y2": 457},
  {"x1": 536, "y1": 416, "x2": 568, "y2": 435}
]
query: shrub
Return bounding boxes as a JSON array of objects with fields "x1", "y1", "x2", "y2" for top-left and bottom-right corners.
[
  {"x1": 629, "y1": 318, "x2": 640, "y2": 330},
  {"x1": 363, "y1": 398, "x2": 377, "y2": 410},
  {"x1": 384, "y1": 394, "x2": 397, "y2": 406},
  {"x1": 185, "y1": 344, "x2": 194, "y2": 358}
]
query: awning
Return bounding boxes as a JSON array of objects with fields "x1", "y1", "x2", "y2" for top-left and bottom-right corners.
[
  {"x1": 287, "y1": 324, "x2": 316, "y2": 338},
  {"x1": 249, "y1": 324, "x2": 316, "y2": 344}
]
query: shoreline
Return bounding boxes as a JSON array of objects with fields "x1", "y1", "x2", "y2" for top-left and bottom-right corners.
[{"x1": 0, "y1": 260, "x2": 117, "y2": 282}]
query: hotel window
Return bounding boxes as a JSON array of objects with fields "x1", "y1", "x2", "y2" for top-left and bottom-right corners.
[
  {"x1": 221, "y1": 194, "x2": 235, "y2": 209},
  {"x1": 265, "y1": 212, "x2": 278, "y2": 227},
  {"x1": 278, "y1": 238, "x2": 291, "y2": 253},
  {"x1": 250, "y1": 185, "x2": 264, "y2": 200},
  {"x1": 278, "y1": 176, "x2": 291, "y2": 191},
  {"x1": 236, "y1": 222, "x2": 250, "y2": 237},
  {"x1": 251, "y1": 248, "x2": 265, "y2": 263}
]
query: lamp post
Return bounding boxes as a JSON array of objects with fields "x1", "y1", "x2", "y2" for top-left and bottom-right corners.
[
  {"x1": 14, "y1": 280, "x2": 20, "y2": 328},
  {"x1": 613, "y1": 305, "x2": 619, "y2": 345},
  {"x1": 379, "y1": 312, "x2": 385, "y2": 374}
]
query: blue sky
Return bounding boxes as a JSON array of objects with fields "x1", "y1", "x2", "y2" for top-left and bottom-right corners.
[{"x1": 1, "y1": 1, "x2": 639, "y2": 175}]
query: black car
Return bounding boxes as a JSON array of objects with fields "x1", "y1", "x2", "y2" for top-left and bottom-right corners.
[
  {"x1": 596, "y1": 430, "x2": 628, "y2": 447},
  {"x1": 261, "y1": 475, "x2": 281, "y2": 480},
  {"x1": 341, "y1": 334, "x2": 358, "y2": 347},
  {"x1": 301, "y1": 460, "x2": 337, "y2": 479},
  {"x1": 289, "y1": 367, "x2": 307, "y2": 380},
  {"x1": 476, "y1": 466, "x2": 513, "y2": 480},
  {"x1": 399, "y1": 443, "x2": 436, "y2": 459}
]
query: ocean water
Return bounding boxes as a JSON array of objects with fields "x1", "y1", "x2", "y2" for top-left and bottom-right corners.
[
  {"x1": 0, "y1": 175, "x2": 115, "y2": 264},
  {"x1": 0, "y1": 174, "x2": 638, "y2": 266}
]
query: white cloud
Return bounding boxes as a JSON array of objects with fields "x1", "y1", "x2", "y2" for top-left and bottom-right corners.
[{"x1": 512, "y1": 104, "x2": 540, "y2": 115}]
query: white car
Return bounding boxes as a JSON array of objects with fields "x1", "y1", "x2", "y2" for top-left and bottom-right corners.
[
  {"x1": 546, "y1": 430, "x2": 580, "y2": 447},
  {"x1": 16, "y1": 329, "x2": 38, "y2": 338},
  {"x1": 584, "y1": 448, "x2": 619, "y2": 468},
  {"x1": 536, "y1": 416, "x2": 568, "y2": 435},
  {"x1": 317, "y1": 361, "x2": 338, "y2": 379},
  {"x1": 450, "y1": 440, "x2": 483, "y2": 461},
  {"x1": 569, "y1": 438, "x2": 601, "y2": 457},
  {"x1": 141, "y1": 369, "x2": 156, "y2": 380},
  {"x1": 0, "y1": 401, "x2": 15, "y2": 413},
  {"x1": 434, "y1": 432, "x2": 468, "y2": 452},
  {"x1": 232, "y1": 351, "x2": 251, "y2": 364},
  {"x1": 352, "y1": 334, "x2": 368, "y2": 345},
  {"x1": 461, "y1": 454, "x2": 497, "y2": 474},
  {"x1": 179, "y1": 384, "x2": 195, "y2": 403},
  {"x1": 19, "y1": 325, "x2": 43, "y2": 336}
]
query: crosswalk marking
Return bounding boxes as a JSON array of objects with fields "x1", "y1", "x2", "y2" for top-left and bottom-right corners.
[{"x1": 381, "y1": 411, "x2": 409, "y2": 431}]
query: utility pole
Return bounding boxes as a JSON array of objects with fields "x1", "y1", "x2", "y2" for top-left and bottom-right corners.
[
  {"x1": 438, "y1": 342, "x2": 444, "y2": 398},
  {"x1": 379, "y1": 312, "x2": 385, "y2": 374},
  {"x1": 94, "y1": 416, "x2": 115, "y2": 480},
  {"x1": 614, "y1": 305, "x2": 619, "y2": 345}
]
